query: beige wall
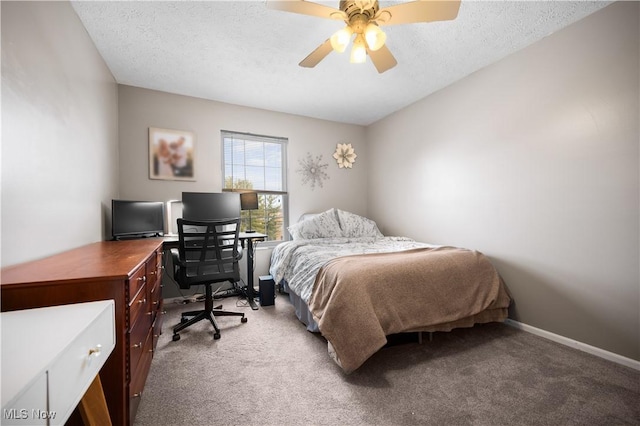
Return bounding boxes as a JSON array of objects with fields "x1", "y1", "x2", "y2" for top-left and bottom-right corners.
[
  {"x1": 367, "y1": 2, "x2": 639, "y2": 361},
  {"x1": 117, "y1": 85, "x2": 367, "y2": 295},
  {"x1": 1, "y1": 1, "x2": 119, "y2": 267},
  {"x1": 117, "y1": 85, "x2": 368, "y2": 220}
]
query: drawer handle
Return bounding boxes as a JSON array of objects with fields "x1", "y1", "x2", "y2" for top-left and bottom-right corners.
[
  {"x1": 88, "y1": 344, "x2": 102, "y2": 357},
  {"x1": 132, "y1": 392, "x2": 142, "y2": 398},
  {"x1": 132, "y1": 341, "x2": 143, "y2": 349},
  {"x1": 138, "y1": 298, "x2": 147, "y2": 305}
]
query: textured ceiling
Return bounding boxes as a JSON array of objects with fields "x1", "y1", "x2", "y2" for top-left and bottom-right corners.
[{"x1": 71, "y1": 1, "x2": 611, "y2": 126}]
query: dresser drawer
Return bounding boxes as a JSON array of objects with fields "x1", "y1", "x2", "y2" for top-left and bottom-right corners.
[
  {"x1": 129, "y1": 283, "x2": 148, "y2": 329},
  {"x1": 129, "y1": 311, "x2": 152, "y2": 375},
  {"x1": 146, "y1": 255, "x2": 160, "y2": 289},
  {"x1": 47, "y1": 301, "x2": 115, "y2": 424},
  {"x1": 149, "y1": 276, "x2": 162, "y2": 318},
  {"x1": 129, "y1": 330, "x2": 153, "y2": 425},
  {"x1": 128, "y1": 265, "x2": 146, "y2": 302}
]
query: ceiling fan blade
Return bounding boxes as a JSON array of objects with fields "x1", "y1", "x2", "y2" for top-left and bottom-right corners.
[
  {"x1": 376, "y1": 0, "x2": 461, "y2": 26},
  {"x1": 367, "y1": 44, "x2": 397, "y2": 73},
  {"x1": 267, "y1": 1, "x2": 347, "y2": 20},
  {"x1": 299, "y1": 39, "x2": 333, "y2": 68}
]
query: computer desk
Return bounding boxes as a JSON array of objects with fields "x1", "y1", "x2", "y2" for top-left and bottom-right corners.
[{"x1": 162, "y1": 232, "x2": 267, "y2": 310}]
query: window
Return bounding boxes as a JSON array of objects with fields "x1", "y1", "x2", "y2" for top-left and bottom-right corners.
[{"x1": 222, "y1": 131, "x2": 288, "y2": 242}]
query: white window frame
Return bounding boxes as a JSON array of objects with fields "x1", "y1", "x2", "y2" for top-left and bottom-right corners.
[{"x1": 221, "y1": 130, "x2": 288, "y2": 246}]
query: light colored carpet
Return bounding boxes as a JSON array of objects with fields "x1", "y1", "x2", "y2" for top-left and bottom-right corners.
[{"x1": 134, "y1": 295, "x2": 639, "y2": 425}]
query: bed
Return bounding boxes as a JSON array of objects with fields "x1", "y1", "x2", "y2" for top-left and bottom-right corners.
[{"x1": 269, "y1": 208, "x2": 511, "y2": 373}]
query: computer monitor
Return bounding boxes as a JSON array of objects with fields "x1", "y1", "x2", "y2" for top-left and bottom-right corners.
[
  {"x1": 112, "y1": 200, "x2": 165, "y2": 240},
  {"x1": 181, "y1": 192, "x2": 240, "y2": 221}
]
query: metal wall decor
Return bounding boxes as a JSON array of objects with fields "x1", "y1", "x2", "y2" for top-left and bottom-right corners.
[{"x1": 297, "y1": 152, "x2": 329, "y2": 190}]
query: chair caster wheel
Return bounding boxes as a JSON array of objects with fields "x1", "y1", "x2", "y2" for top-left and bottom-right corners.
[
  {"x1": 213, "y1": 333, "x2": 221, "y2": 340},
  {"x1": 172, "y1": 334, "x2": 180, "y2": 342},
  {"x1": 241, "y1": 317, "x2": 248, "y2": 323}
]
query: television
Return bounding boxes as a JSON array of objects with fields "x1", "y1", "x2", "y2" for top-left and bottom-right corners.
[
  {"x1": 181, "y1": 192, "x2": 240, "y2": 221},
  {"x1": 111, "y1": 200, "x2": 165, "y2": 240}
]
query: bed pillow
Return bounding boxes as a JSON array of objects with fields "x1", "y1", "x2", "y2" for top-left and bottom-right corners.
[
  {"x1": 297, "y1": 213, "x2": 319, "y2": 223},
  {"x1": 288, "y1": 209, "x2": 343, "y2": 240},
  {"x1": 336, "y1": 209, "x2": 383, "y2": 238}
]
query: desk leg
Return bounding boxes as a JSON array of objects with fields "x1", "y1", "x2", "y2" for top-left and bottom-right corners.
[
  {"x1": 244, "y1": 238, "x2": 259, "y2": 310},
  {"x1": 78, "y1": 375, "x2": 112, "y2": 426}
]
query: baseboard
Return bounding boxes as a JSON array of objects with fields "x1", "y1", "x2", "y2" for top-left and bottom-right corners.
[
  {"x1": 164, "y1": 295, "x2": 204, "y2": 305},
  {"x1": 504, "y1": 319, "x2": 640, "y2": 371},
  {"x1": 164, "y1": 296, "x2": 183, "y2": 305}
]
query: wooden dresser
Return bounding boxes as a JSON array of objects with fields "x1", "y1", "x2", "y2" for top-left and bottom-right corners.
[{"x1": 1, "y1": 239, "x2": 165, "y2": 426}]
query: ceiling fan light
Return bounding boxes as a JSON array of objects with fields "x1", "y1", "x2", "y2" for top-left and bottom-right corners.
[
  {"x1": 330, "y1": 26, "x2": 353, "y2": 53},
  {"x1": 364, "y1": 23, "x2": 386, "y2": 51},
  {"x1": 350, "y1": 35, "x2": 367, "y2": 64}
]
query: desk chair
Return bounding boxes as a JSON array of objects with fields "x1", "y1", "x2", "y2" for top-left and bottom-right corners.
[{"x1": 171, "y1": 218, "x2": 247, "y2": 341}]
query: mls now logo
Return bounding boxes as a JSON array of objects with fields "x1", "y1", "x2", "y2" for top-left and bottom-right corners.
[{"x1": 4, "y1": 409, "x2": 57, "y2": 420}]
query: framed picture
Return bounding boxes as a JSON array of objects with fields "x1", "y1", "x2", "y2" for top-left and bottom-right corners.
[{"x1": 149, "y1": 127, "x2": 195, "y2": 181}]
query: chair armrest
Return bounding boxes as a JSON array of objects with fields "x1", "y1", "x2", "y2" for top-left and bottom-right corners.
[{"x1": 170, "y1": 248, "x2": 182, "y2": 278}]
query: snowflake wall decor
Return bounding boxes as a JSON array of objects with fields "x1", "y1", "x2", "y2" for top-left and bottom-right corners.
[
  {"x1": 333, "y1": 143, "x2": 357, "y2": 169},
  {"x1": 297, "y1": 152, "x2": 329, "y2": 190}
]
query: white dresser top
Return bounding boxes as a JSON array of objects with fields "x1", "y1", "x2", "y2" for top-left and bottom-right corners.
[{"x1": 1, "y1": 300, "x2": 115, "y2": 408}]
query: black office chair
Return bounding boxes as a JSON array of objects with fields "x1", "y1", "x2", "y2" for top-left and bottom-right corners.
[{"x1": 171, "y1": 217, "x2": 247, "y2": 341}]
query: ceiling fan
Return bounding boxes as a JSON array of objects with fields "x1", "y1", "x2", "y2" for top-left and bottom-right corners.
[{"x1": 267, "y1": 0, "x2": 461, "y2": 73}]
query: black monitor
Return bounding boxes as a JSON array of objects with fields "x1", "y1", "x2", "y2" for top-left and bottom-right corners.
[
  {"x1": 181, "y1": 192, "x2": 240, "y2": 221},
  {"x1": 111, "y1": 200, "x2": 165, "y2": 240}
]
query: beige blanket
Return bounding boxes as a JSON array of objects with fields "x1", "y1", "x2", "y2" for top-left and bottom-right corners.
[{"x1": 308, "y1": 246, "x2": 511, "y2": 373}]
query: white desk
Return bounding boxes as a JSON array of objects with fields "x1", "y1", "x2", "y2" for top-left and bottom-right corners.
[{"x1": 1, "y1": 300, "x2": 115, "y2": 425}]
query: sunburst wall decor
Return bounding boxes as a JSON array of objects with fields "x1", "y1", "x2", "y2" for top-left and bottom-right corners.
[
  {"x1": 297, "y1": 152, "x2": 329, "y2": 190},
  {"x1": 333, "y1": 142, "x2": 357, "y2": 169}
]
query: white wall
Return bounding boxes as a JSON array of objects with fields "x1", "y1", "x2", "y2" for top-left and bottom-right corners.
[
  {"x1": 367, "y1": 2, "x2": 639, "y2": 361},
  {"x1": 117, "y1": 85, "x2": 367, "y2": 295},
  {"x1": 1, "y1": 1, "x2": 119, "y2": 267}
]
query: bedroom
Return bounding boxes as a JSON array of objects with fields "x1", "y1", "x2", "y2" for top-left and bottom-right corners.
[{"x1": 1, "y1": 0, "x2": 638, "y2": 424}]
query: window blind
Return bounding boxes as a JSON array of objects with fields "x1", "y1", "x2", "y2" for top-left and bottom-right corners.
[{"x1": 222, "y1": 131, "x2": 287, "y2": 192}]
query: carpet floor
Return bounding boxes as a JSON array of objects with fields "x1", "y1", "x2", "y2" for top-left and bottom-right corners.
[{"x1": 134, "y1": 295, "x2": 639, "y2": 425}]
